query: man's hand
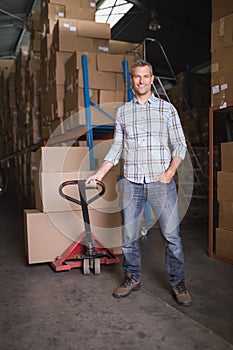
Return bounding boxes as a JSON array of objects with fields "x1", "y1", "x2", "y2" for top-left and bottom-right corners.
[
  {"x1": 157, "y1": 169, "x2": 174, "y2": 183},
  {"x1": 157, "y1": 157, "x2": 182, "y2": 183},
  {"x1": 85, "y1": 174, "x2": 99, "y2": 187},
  {"x1": 85, "y1": 160, "x2": 114, "y2": 187}
]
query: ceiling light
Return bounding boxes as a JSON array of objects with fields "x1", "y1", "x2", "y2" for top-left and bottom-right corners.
[{"x1": 149, "y1": 11, "x2": 161, "y2": 31}]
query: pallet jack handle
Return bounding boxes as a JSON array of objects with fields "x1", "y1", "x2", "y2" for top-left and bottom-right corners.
[
  {"x1": 58, "y1": 179, "x2": 106, "y2": 206},
  {"x1": 51, "y1": 179, "x2": 120, "y2": 273},
  {"x1": 58, "y1": 180, "x2": 106, "y2": 249}
]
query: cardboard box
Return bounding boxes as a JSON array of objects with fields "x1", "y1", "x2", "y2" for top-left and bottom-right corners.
[
  {"x1": 224, "y1": 12, "x2": 233, "y2": 47},
  {"x1": 37, "y1": 146, "x2": 90, "y2": 172},
  {"x1": 55, "y1": 18, "x2": 110, "y2": 39},
  {"x1": 217, "y1": 171, "x2": 233, "y2": 201},
  {"x1": 211, "y1": 46, "x2": 233, "y2": 75},
  {"x1": 219, "y1": 201, "x2": 233, "y2": 231},
  {"x1": 35, "y1": 170, "x2": 119, "y2": 213},
  {"x1": 211, "y1": 18, "x2": 225, "y2": 52},
  {"x1": 45, "y1": 0, "x2": 96, "y2": 9},
  {"x1": 41, "y1": 33, "x2": 52, "y2": 62},
  {"x1": 75, "y1": 20, "x2": 111, "y2": 39},
  {"x1": 109, "y1": 40, "x2": 143, "y2": 57},
  {"x1": 221, "y1": 142, "x2": 233, "y2": 171},
  {"x1": 99, "y1": 90, "x2": 125, "y2": 104},
  {"x1": 24, "y1": 209, "x2": 75, "y2": 264},
  {"x1": 64, "y1": 51, "x2": 97, "y2": 81},
  {"x1": 27, "y1": 10, "x2": 41, "y2": 32},
  {"x1": 42, "y1": 4, "x2": 95, "y2": 22},
  {"x1": 212, "y1": 0, "x2": 233, "y2": 21},
  {"x1": 97, "y1": 53, "x2": 135, "y2": 73},
  {"x1": 24, "y1": 208, "x2": 122, "y2": 264},
  {"x1": 216, "y1": 228, "x2": 233, "y2": 260},
  {"x1": 64, "y1": 87, "x2": 99, "y2": 114},
  {"x1": 46, "y1": 3, "x2": 66, "y2": 20},
  {"x1": 211, "y1": 72, "x2": 233, "y2": 107},
  {"x1": 49, "y1": 51, "x2": 73, "y2": 85},
  {"x1": 41, "y1": 125, "x2": 52, "y2": 139},
  {"x1": 52, "y1": 32, "x2": 109, "y2": 53},
  {"x1": 211, "y1": 13, "x2": 233, "y2": 51},
  {"x1": 69, "y1": 8, "x2": 97, "y2": 21},
  {"x1": 48, "y1": 83, "x2": 65, "y2": 105},
  {"x1": 43, "y1": 3, "x2": 96, "y2": 22},
  {"x1": 116, "y1": 73, "x2": 125, "y2": 91},
  {"x1": 77, "y1": 103, "x2": 118, "y2": 125},
  {"x1": 78, "y1": 70, "x2": 117, "y2": 90}
]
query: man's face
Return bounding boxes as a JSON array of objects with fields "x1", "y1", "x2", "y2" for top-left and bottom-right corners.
[{"x1": 131, "y1": 65, "x2": 154, "y2": 96}]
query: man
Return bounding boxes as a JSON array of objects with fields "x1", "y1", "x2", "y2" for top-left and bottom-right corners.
[{"x1": 86, "y1": 59, "x2": 191, "y2": 306}]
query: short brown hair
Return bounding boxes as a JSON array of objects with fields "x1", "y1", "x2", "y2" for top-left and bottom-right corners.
[{"x1": 131, "y1": 59, "x2": 153, "y2": 76}]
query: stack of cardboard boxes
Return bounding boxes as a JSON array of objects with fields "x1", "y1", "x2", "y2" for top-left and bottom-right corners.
[
  {"x1": 0, "y1": 0, "x2": 142, "y2": 202},
  {"x1": 211, "y1": 0, "x2": 233, "y2": 108},
  {"x1": 211, "y1": 0, "x2": 233, "y2": 263},
  {"x1": 0, "y1": 60, "x2": 16, "y2": 158},
  {"x1": 24, "y1": 146, "x2": 122, "y2": 264},
  {"x1": 216, "y1": 142, "x2": 233, "y2": 261},
  {"x1": 38, "y1": 0, "x2": 140, "y2": 137}
]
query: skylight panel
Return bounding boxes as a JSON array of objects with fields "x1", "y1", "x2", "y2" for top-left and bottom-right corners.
[{"x1": 95, "y1": 0, "x2": 134, "y2": 28}]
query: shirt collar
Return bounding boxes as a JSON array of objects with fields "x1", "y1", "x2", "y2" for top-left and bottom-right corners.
[{"x1": 133, "y1": 93, "x2": 157, "y2": 105}]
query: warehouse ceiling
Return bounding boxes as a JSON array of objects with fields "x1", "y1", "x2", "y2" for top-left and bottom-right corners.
[
  {"x1": 109, "y1": 0, "x2": 212, "y2": 77},
  {"x1": 0, "y1": 0, "x2": 211, "y2": 77},
  {"x1": 0, "y1": 0, "x2": 38, "y2": 58}
]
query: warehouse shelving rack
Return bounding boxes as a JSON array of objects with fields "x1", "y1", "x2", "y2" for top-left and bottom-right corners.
[
  {"x1": 208, "y1": 102, "x2": 233, "y2": 264},
  {"x1": 81, "y1": 54, "x2": 115, "y2": 170}
]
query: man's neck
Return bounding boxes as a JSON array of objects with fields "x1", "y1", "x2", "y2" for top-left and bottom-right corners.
[{"x1": 135, "y1": 92, "x2": 152, "y2": 105}]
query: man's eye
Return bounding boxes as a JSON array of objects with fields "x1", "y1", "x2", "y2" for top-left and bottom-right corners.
[{"x1": 133, "y1": 75, "x2": 150, "y2": 79}]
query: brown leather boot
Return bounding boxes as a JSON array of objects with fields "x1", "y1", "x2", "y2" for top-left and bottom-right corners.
[
  {"x1": 112, "y1": 273, "x2": 141, "y2": 298},
  {"x1": 172, "y1": 280, "x2": 192, "y2": 306}
]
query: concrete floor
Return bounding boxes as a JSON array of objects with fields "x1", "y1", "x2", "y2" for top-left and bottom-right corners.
[{"x1": 1, "y1": 192, "x2": 233, "y2": 350}]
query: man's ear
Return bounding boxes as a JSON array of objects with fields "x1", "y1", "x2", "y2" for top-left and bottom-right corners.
[{"x1": 151, "y1": 74, "x2": 155, "y2": 84}]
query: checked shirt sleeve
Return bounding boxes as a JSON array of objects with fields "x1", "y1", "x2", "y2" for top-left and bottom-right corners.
[
  {"x1": 104, "y1": 108, "x2": 123, "y2": 166},
  {"x1": 168, "y1": 104, "x2": 187, "y2": 160}
]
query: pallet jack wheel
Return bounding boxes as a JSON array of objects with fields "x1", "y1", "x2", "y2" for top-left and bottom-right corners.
[
  {"x1": 94, "y1": 258, "x2": 101, "y2": 275},
  {"x1": 83, "y1": 259, "x2": 90, "y2": 275}
]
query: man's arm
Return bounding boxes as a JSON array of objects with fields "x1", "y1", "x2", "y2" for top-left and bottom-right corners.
[
  {"x1": 85, "y1": 160, "x2": 114, "y2": 186},
  {"x1": 158, "y1": 156, "x2": 182, "y2": 183},
  {"x1": 86, "y1": 107, "x2": 124, "y2": 186}
]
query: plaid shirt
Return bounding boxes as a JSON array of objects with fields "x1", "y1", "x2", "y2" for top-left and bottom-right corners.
[{"x1": 104, "y1": 94, "x2": 187, "y2": 184}]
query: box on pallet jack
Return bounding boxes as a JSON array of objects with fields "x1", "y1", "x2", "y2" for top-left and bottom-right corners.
[
  {"x1": 34, "y1": 169, "x2": 119, "y2": 213},
  {"x1": 24, "y1": 207, "x2": 122, "y2": 264}
]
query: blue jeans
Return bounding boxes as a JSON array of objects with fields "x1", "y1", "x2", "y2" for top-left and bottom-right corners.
[{"x1": 120, "y1": 178, "x2": 185, "y2": 286}]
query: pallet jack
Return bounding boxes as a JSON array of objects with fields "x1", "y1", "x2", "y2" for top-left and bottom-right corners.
[{"x1": 50, "y1": 179, "x2": 120, "y2": 274}]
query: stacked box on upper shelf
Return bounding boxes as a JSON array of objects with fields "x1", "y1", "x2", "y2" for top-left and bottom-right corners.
[{"x1": 211, "y1": 1, "x2": 233, "y2": 108}]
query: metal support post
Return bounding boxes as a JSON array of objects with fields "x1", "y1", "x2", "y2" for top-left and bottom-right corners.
[
  {"x1": 82, "y1": 54, "x2": 95, "y2": 170},
  {"x1": 122, "y1": 60, "x2": 133, "y2": 101}
]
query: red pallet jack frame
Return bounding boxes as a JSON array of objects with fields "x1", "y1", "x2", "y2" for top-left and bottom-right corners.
[{"x1": 50, "y1": 179, "x2": 120, "y2": 274}]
